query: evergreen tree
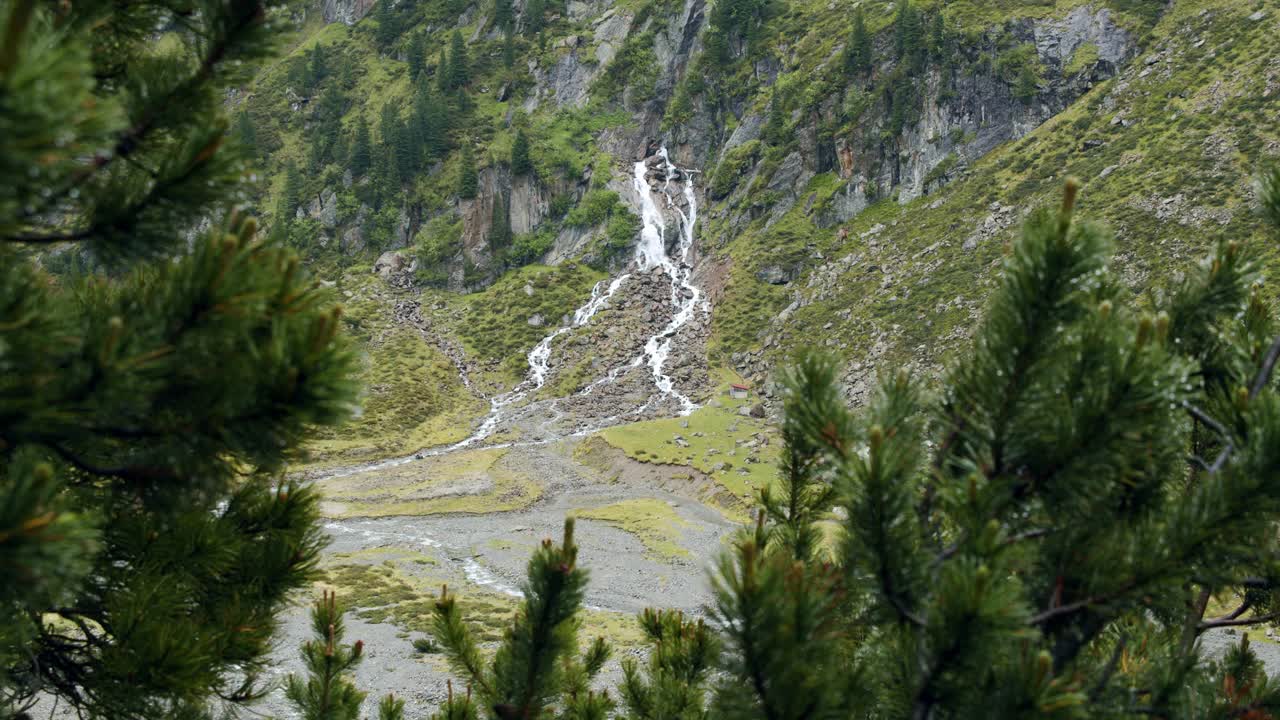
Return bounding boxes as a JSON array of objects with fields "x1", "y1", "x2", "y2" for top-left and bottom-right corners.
[
  {"x1": 0, "y1": 0, "x2": 358, "y2": 714},
  {"x1": 236, "y1": 109, "x2": 259, "y2": 154},
  {"x1": 893, "y1": 0, "x2": 924, "y2": 69},
  {"x1": 493, "y1": 0, "x2": 514, "y2": 32},
  {"x1": 431, "y1": 520, "x2": 613, "y2": 719},
  {"x1": 437, "y1": 48, "x2": 451, "y2": 94},
  {"x1": 458, "y1": 144, "x2": 479, "y2": 199},
  {"x1": 620, "y1": 609, "x2": 718, "y2": 720},
  {"x1": 308, "y1": 42, "x2": 329, "y2": 91},
  {"x1": 351, "y1": 116, "x2": 373, "y2": 177},
  {"x1": 928, "y1": 9, "x2": 947, "y2": 62},
  {"x1": 379, "y1": 102, "x2": 415, "y2": 185},
  {"x1": 285, "y1": 591, "x2": 405, "y2": 720},
  {"x1": 488, "y1": 192, "x2": 512, "y2": 253},
  {"x1": 846, "y1": 7, "x2": 871, "y2": 74},
  {"x1": 448, "y1": 30, "x2": 470, "y2": 89},
  {"x1": 311, "y1": 82, "x2": 349, "y2": 170},
  {"x1": 525, "y1": 0, "x2": 546, "y2": 35},
  {"x1": 428, "y1": 173, "x2": 1280, "y2": 720},
  {"x1": 374, "y1": 0, "x2": 401, "y2": 50},
  {"x1": 408, "y1": 31, "x2": 426, "y2": 79},
  {"x1": 511, "y1": 129, "x2": 532, "y2": 175},
  {"x1": 275, "y1": 160, "x2": 303, "y2": 239},
  {"x1": 503, "y1": 32, "x2": 516, "y2": 70}
]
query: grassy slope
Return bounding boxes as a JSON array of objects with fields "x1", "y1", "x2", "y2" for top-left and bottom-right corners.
[
  {"x1": 321, "y1": 552, "x2": 645, "y2": 647},
  {"x1": 708, "y1": 0, "x2": 1279, "y2": 381},
  {"x1": 577, "y1": 499, "x2": 692, "y2": 561},
  {"x1": 598, "y1": 381, "x2": 779, "y2": 511},
  {"x1": 305, "y1": 270, "x2": 485, "y2": 466}
]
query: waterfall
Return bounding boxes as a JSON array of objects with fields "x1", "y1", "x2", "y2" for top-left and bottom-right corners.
[
  {"x1": 632, "y1": 148, "x2": 701, "y2": 416},
  {"x1": 322, "y1": 147, "x2": 702, "y2": 479}
]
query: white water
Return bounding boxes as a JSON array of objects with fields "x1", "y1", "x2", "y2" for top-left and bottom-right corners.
[
  {"x1": 632, "y1": 148, "x2": 701, "y2": 415},
  {"x1": 316, "y1": 159, "x2": 707, "y2": 609},
  {"x1": 323, "y1": 520, "x2": 525, "y2": 597},
  {"x1": 323, "y1": 147, "x2": 702, "y2": 479}
]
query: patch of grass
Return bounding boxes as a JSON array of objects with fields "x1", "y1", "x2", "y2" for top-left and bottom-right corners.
[
  {"x1": 318, "y1": 447, "x2": 543, "y2": 517},
  {"x1": 576, "y1": 499, "x2": 691, "y2": 561},
  {"x1": 320, "y1": 560, "x2": 647, "y2": 650},
  {"x1": 598, "y1": 388, "x2": 778, "y2": 503},
  {"x1": 1063, "y1": 41, "x2": 1100, "y2": 76},
  {"x1": 455, "y1": 263, "x2": 605, "y2": 380}
]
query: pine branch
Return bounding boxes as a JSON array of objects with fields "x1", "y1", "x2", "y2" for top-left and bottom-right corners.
[
  {"x1": 1250, "y1": 335, "x2": 1280, "y2": 399},
  {"x1": 13, "y1": 0, "x2": 268, "y2": 231},
  {"x1": 1088, "y1": 635, "x2": 1127, "y2": 702},
  {"x1": 1199, "y1": 611, "x2": 1280, "y2": 630},
  {"x1": 1179, "y1": 587, "x2": 1212, "y2": 656}
]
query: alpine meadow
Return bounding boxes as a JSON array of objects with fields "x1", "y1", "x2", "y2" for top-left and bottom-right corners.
[{"x1": 3, "y1": 0, "x2": 1280, "y2": 718}]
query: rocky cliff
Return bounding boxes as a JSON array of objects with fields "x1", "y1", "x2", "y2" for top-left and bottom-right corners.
[{"x1": 243, "y1": 0, "x2": 1277, "y2": 430}]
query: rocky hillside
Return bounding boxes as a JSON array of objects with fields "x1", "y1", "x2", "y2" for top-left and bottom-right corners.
[
  {"x1": 219, "y1": 1, "x2": 1280, "y2": 714},
  {"x1": 237, "y1": 0, "x2": 1277, "y2": 452}
]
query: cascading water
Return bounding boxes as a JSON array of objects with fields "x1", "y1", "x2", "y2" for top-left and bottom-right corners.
[
  {"x1": 631, "y1": 148, "x2": 701, "y2": 415},
  {"x1": 323, "y1": 146, "x2": 702, "y2": 479}
]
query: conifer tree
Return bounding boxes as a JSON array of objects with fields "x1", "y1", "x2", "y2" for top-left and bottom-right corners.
[
  {"x1": 408, "y1": 31, "x2": 426, "y2": 80},
  {"x1": 278, "y1": 160, "x2": 303, "y2": 225},
  {"x1": 511, "y1": 129, "x2": 533, "y2": 176},
  {"x1": 458, "y1": 144, "x2": 479, "y2": 199},
  {"x1": 893, "y1": 0, "x2": 923, "y2": 69},
  {"x1": 846, "y1": 7, "x2": 872, "y2": 74},
  {"x1": 430, "y1": 520, "x2": 613, "y2": 720},
  {"x1": 285, "y1": 591, "x2": 405, "y2": 720},
  {"x1": 351, "y1": 116, "x2": 374, "y2": 177},
  {"x1": 493, "y1": 0, "x2": 514, "y2": 33},
  {"x1": 413, "y1": 78, "x2": 445, "y2": 162},
  {"x1": 503, "y1": 32, "x2": 517, "y2": 70},
  {"x1": 374, "y1": 0, "x2": 401, "y2": 50},
  {"x1": 927, "y1": 10, "x2": 947, "y2": 62},
  {"x1": 448, "y1": 30, "x2": 470, "y2": 90},
  {"x1": 236, "y1": 109, "x2": 259, "y2": 154},
  {"x1": 308, "y1": 42, "x2": 329, "y2": 91},
  {"x1": 429, "y1": 173, "x2": 1280, "y2": 720},
  {"x1": 380, "y1": 102, "x2": 415, "y2": 184},
  {"x1": 437, "y1": 48, "x2": 452, "y2": 94},
  {"x1": 619, "y1": 610, "x2": 718, "y2": 720},
  {"x1": 0, "y1": 0, "x2": 358, "y2": 714},
  {"x1": 525, "y1": 0, "x2": 546, "y2": 35}
]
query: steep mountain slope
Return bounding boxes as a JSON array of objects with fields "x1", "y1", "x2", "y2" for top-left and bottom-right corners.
[
  {"x1": 708, "y1": 0, "x2": 1279, "y2": 407},
  {"x1": 231, "y1": 0, "x2": 1280, "y2": 714},
  {"x1": 236, "y1": 0, "x2": 1277, "y2": 464}
]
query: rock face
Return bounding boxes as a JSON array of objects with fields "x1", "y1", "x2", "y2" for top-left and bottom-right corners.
[
  {"x1": 692, "y1": 6, "x2": 1136, "y2": 232},
  {"x1": 321, "y1": 0, "x2": 374, "y2": 25},
  {"x1": 374, "y1": 250, "x2": 416, "y2": 288},
  {"x1": 522, "y1": 9, "x2": 636, "y2": 111}
]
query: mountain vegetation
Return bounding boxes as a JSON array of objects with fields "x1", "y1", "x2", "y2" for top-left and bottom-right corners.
[
  {"x1": 4, "y1": 0, "x2": 1280, "y2": 716},
  {"x1": 0, "y1": 0, "x2": 357, "y2": 716}
]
